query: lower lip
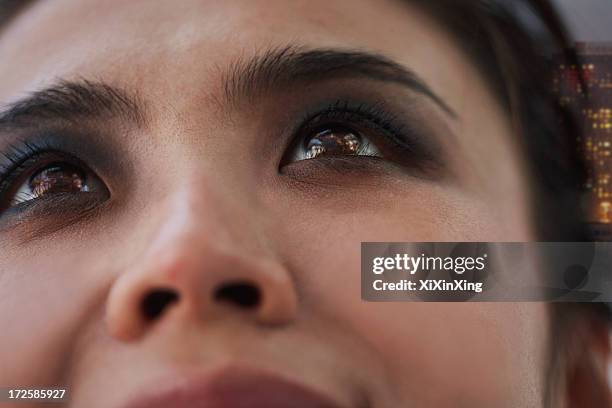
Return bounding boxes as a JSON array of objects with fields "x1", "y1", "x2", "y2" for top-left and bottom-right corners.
[{"x1": 122, "y1": 367, "x2": 344, "y2": 408}]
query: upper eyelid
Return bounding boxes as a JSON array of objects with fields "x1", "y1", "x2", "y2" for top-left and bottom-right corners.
[
  {"x1": 282, "y1": 99, "x2": 449, "y2": 177},
  {"x1": 0, "y1": 95, "x2": 445, "y2": 181},
  {"x1": 0, "y1": 146, "x2": 49, "y2": 192},
  {"x1": 293, "y1": 102, "x2": 416, "y2": 151},
  {"x1": 318, "y1": 107, "x2": 403, "y2": 134},
  {"x1": 0, "y1": 127, "x2": 130, "y2": 192},
  {"x1": 0, "y1": 145, "x2": 64, "y2": 183}
]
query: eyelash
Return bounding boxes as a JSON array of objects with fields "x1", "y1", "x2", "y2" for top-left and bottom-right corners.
[
  {"x1": 0, "y1": 140, "x2": 49, "y2": 191},
  {"x1": 0, "y1": 141, "x2": 85, "y2": 212},
  {"x1": 298, "y1": 100, "x2": 408, "y2": 142},
  {"x1": 0, "y1": 99, "x2": 437, "y2": 216},
  {"x1": 285, "y1": 99, "x2": 423, "y2": 167}
]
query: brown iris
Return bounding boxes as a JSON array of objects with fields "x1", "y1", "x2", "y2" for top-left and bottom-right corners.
[
  {"x1": 29, "y1": 164, "x2": 86, "y2": 199},
  {"x1": 305, "y1": 127, "x2": 362, "y2": 159}
]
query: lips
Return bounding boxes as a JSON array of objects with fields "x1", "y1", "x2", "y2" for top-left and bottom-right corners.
[{"x1": 120, "y1": 365, "x2": 346, "y2": 408}]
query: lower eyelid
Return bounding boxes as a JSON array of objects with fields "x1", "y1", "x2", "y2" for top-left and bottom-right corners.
[
  {"x1": 0, "y1": 191, "x2": 109, "y2": 238},
  {"x1": 278, "y1": 156, "x2": 414, "y2": 198},
  {"x1": 280, "y1": 146, "x2": 445, "y2": 186},
  {"x1": 281, "y1": 155, "x2": 391, "y2": 178}
]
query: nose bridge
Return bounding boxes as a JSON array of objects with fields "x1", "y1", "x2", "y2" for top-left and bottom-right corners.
[{"x1": 156, "y1": 175, "x2": 254, "y2": 251}]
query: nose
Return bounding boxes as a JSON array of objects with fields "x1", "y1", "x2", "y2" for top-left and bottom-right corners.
[{"x1": 105, "y1": 190, "x2": 298, "y2": 341}]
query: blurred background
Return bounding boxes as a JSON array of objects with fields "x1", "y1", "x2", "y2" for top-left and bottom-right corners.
[
  {"x1": 552, "y1": 0, "x2": 612, "y2": 390},
  {"x1": 550, "y1": 0, "x2": 612, "y2": 240},
  {"x1": 554, "y1": 0, "x2": 611, "y2": 42}
]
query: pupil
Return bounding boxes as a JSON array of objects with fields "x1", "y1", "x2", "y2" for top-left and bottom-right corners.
[
  {"x1": 30, "y1": 164, "x2": 86, "y2": 198},
  {"x1": 305, "y1": 128, "x2": 361, "y2": 159}
]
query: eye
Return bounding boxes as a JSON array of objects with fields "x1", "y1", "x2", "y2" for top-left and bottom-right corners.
[
  {"x1": 287, "y1": 125, "x2": 382, "y2": 162},
  {"x1": 11, "y1": 162, "x2": 100, "y2": 205},
  {"x1": 280, "y1": 102, "x2": 444, "y2": 179},
  {"x1": 281, "y1": 102, "x2": 407, "y2": 169},
  {"x1": 0, "y1": 151, "x2": 109, "y2": 213}
]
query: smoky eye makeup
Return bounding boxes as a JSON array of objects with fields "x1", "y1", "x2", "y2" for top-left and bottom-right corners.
[
  {"x1": 0, "y1": 89, "x2": 452, "y2": 229},
  {"x1": 0, "y1": 147, "x2": 108, "y2": 214},
  {"x1": 278, "y1": 97, "x2": 449, "y2": 181},
  {"x1": 0, "y1": 128, "x2": 119, "y2": 226}
]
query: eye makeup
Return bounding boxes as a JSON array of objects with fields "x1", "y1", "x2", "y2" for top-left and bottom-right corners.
[
  {"x1": 279, "y1": 97, "x2": 448, "y2": 181},
  {"x1": 0, "y1": 85, "x2": 453, "y2": 234},
  {"x1": 0, "y1": 146, "x2": 107, "y2": 209},
  {"x1": 0, "y1": 128, "x2": 119, "y2": 226}
]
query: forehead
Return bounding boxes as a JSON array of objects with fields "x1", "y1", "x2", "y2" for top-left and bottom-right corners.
[{"x1": 0, "y1": 0, "x2": 483, "y2": 112}]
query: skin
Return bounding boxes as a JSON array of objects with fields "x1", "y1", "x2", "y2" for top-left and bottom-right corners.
[{"x1": 0, "y1": 0, "x2": 576, "y2": 406}]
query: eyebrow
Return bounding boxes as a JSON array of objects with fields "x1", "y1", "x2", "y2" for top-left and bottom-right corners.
[
  {"x1": 224, "y1": 46, "x2": 457, "y2": 118},
  {"x1": 0, "y1": 46, "x2": 455, "y2": 130},
  {"x1": 0, "y1": 79, "x2": 146, "y2": 129}
]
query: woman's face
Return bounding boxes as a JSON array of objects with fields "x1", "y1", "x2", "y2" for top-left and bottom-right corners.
[{"x1": 0, "y1": 0, "x2": 549, "y2": 407}]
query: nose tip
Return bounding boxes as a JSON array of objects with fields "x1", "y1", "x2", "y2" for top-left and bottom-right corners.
[{"x1": 105, "y1": 243, "x2": 298, "y2": 341}]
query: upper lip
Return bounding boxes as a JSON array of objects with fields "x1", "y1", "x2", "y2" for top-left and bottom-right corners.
[{"x1": 120, "y1": 364, "x2": 347, "y2": 408}]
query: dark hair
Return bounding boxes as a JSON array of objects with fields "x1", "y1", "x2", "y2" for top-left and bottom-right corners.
[
  {"x1": 413, "y1": 0, "x2": 590, "y2": 241},
  {"x1": 409, "y1": 4, "x2": 609, "y2": 406},
  {"x1": 413, "y1": 0, "x2": 612, "y2": 320}
]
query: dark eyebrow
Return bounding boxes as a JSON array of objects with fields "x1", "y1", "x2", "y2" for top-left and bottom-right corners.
[
  {"x1": 224, "y1": 46, "x2": 457, "y2": 119},
  {"x1": 0, "y1": 79, "x2": 146, "y2": 129}
]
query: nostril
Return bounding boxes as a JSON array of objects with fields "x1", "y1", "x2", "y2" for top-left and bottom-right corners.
[
  {"x1": 214, "y1": 281, "x2": 261, "y2": 308},
  {"x1": 141, "y1": 289, "x2": 180, "y2": 320}
]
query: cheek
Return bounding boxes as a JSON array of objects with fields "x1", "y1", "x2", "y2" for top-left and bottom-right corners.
[
  {"x1": 297, "y1": 241, "x2": 549, "y2": 405},
  {"x1": 0, "y1": 254, "x2": 107, "y2": 385},
  {"x1": 282, "y1": 180, "x2": 533, "y2": 244},
  {"x1": 356, "y1": 303, "x2": 547, "y2": 405},
  {"x1": 281, "y1": 194, "x2": 545, "y2": 405}
]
